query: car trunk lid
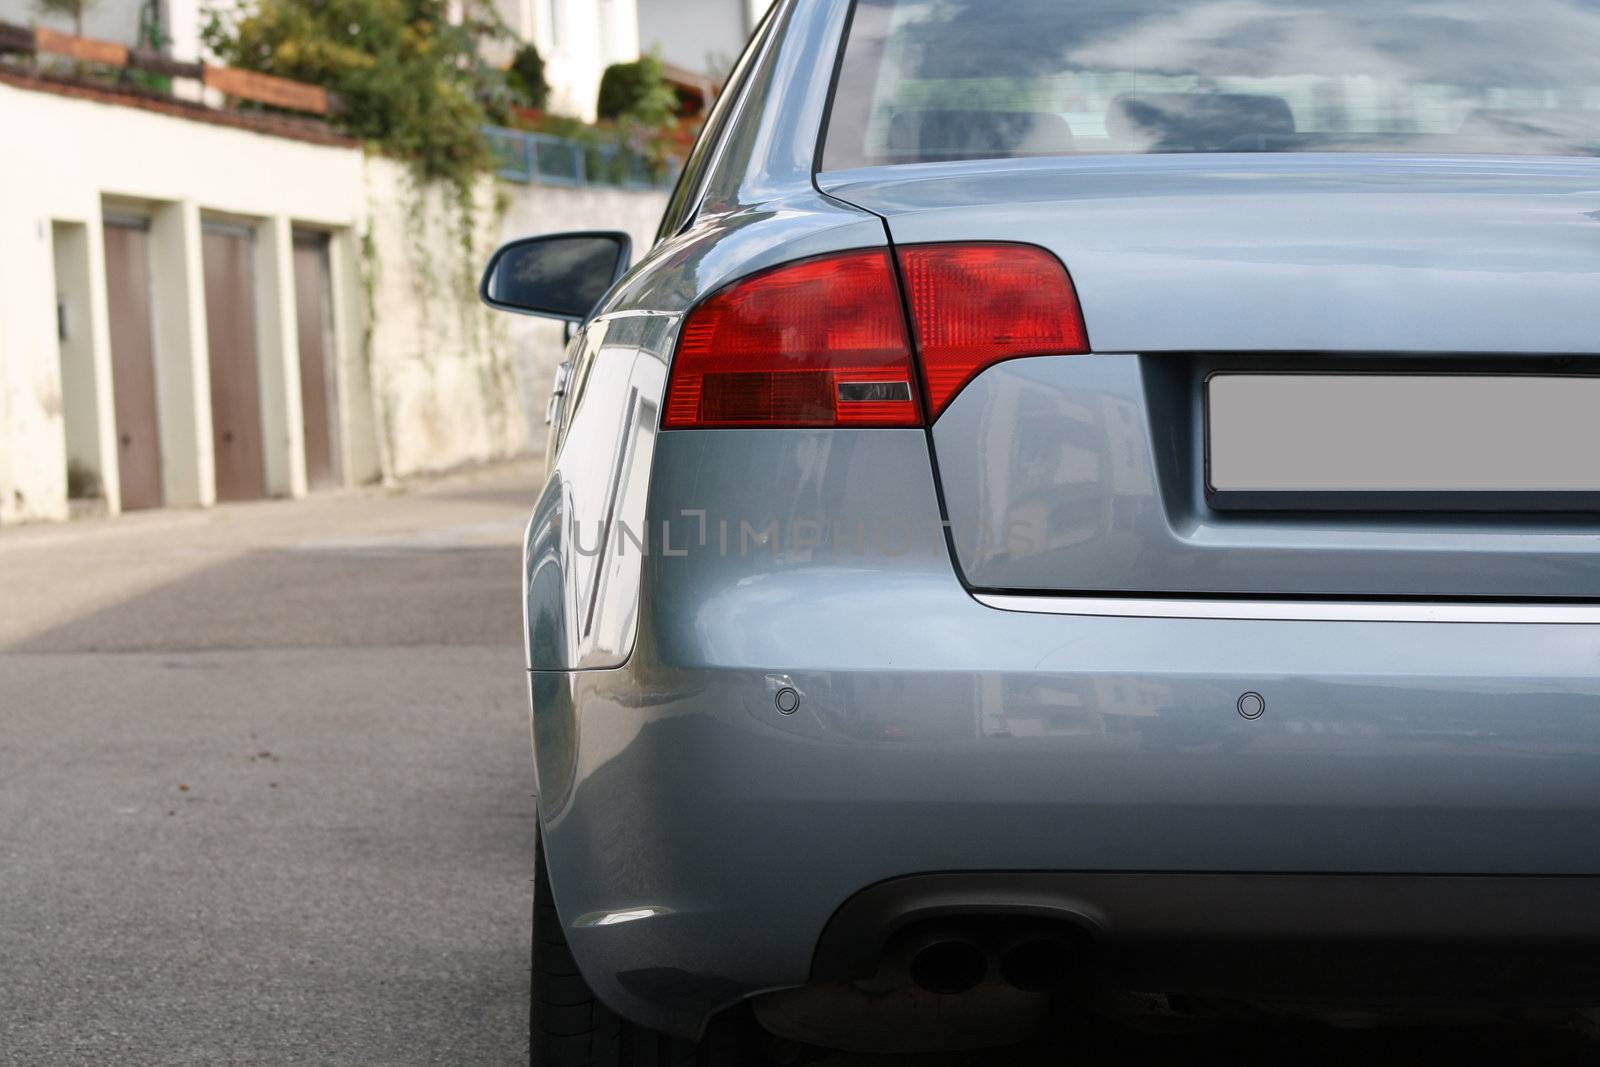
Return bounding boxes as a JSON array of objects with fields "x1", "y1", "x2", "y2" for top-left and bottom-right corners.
[{"x1": 823, "y1": 155, "x2": 1600, "y2": 599}]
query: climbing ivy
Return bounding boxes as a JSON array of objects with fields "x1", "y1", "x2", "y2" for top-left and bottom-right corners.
[{"x1": 354, "y1": 182, "x2": 395, "y2": 483}]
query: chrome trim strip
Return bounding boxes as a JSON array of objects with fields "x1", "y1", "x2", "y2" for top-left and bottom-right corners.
[
  {"x1": 975, "y1": 592, "x2": 1600, "y2": 625},
  {"x1": 572, "y1": 906, "x2": 670, "y2": 928},
  {"x1": 588, "y1": 309, "x2": 681, "y2": 325}
]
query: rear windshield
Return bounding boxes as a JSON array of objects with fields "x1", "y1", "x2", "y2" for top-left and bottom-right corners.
[{"x1": 822, "y1": 0, "x2": 1600, "y2": 169}]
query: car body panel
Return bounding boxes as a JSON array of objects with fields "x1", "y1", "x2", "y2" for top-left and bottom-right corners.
[
  {"x1": 524, "y1": 190, "x2": 886, "y2": 675},
  {"x1": 931, "y1": 353, "x2": 1600, "y2": 597},
  {"x1": 818, "y1": 155, "x2": 1600, "y2": 597},
  {"x1": 821, "y1": 154, "x2": 1600, "y2": 355},
  {"x1": 524, "y1": 313, "x2": 671, "y2": 672},
  {"x1": 525, "y1": 0, "x2": 881, "y2": 672},
  {"x1": 537, "y1": 430, "x2": 1600, "y2": 1038},
  {"x1": 508, "y1": 0, "x2": 1600, "y2": 1045}
]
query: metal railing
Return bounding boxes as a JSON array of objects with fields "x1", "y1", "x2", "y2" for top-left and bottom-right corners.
[{"x1": 484, "y1": 125, "x2": 672, "y2": 190}]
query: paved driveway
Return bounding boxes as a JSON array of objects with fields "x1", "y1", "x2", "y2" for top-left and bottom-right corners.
[{"x1": 2, "y1": 464, "x2": 1595, "y2": 1065}]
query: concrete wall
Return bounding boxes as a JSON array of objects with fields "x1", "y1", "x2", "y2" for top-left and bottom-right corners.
[
  {"x1": 0, "y1": 76, "x2": 667, "y2": 524},
  {"x1": 348, "y1": 161, "x2": 666, "y2": 483},
  {"x1": 495, "y1": 181, "x2": 667, "y2": 449}
]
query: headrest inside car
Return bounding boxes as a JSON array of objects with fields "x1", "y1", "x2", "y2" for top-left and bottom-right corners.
[
  {"x1": 1108, "y1": 93, "x2": 1296, "y2": 151},
  {"x1": 885, "y1": 110, "x2": 1074, "y2": 163}
]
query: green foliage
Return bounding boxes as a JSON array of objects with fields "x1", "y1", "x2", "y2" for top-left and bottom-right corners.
[
  {"x1": 202, "y1": 0, "x2": 512, "y2": 192},
  {"x1": 505, "y1": 43, "x2": 548, "y2": 110},
  {"x1": 596, "y1": 50, "x2": 676, "y2": 127},
  {"x1": 34, "y1": 0, "x2": 96, "y2": 37}
]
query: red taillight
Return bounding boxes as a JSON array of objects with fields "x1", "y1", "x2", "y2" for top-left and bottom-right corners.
[
  {"x1": 661, "y1": 242, "x2": 1088, "y2": 429},
  {"x1": 662, "y1": 249, "x2": 920, "y2": 428},
  {"x1": 898, "y1": 243, "x2": 1089, "y2": 418}
]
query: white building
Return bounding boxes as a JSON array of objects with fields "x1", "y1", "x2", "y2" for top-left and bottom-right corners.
[
  {"x1": 636, "y1": 0, "x2": 766, "y2": 84},
  {"x1": 3, "y1": 0, "x2": 764, "y2": 119},
  {"x1": 0, "y1": 0, "x2": 764, "y2": 525},
  {"x1": 0, "y1": 0, "x2": 225, "y2": 65},
  {"x1": 0, "y1": 2, "x2": 675, "y2": 525},
  {"x1": 491, "y1": 0, "x2": 637, "y2": 119},
  {"x1": 493, "y1": 0, "x2": 766, "y2": 118}
]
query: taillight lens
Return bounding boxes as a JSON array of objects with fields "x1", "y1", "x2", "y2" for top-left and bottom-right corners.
[
  {"x1": 661, "y1": 242, "x2": 1087, "y2": 429},
  {"x1": 662, "y1": 249, "x2": 920, "y2": 428},
  {"x1": 898, "y1": 243, "x2": 1089, "y2": 418}
]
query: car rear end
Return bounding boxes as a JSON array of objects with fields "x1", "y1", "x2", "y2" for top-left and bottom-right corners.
[{"x1": 534, "y1": 0, "x2": 1600, "y2": 1050}]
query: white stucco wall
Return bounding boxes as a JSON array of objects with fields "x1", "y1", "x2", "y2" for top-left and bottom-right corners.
[
  {"x1": 0, "y1": 79, "x2": 367, "y2": 522},
  {"x1": 362, "y1": 164, "x2": 525, "y2": 478},
  {"x1": 365, "y1": 174, "x2": 666, "y2": 476},
  {"x1": 166, "y1": 0, "x2": 238, "y2": 62},
  {"x1": 0, "y1": 76, "x2": 667, "y2": 523},
  {"x1": 495, "y1": 181, "x2": 667, "y2": 449}
]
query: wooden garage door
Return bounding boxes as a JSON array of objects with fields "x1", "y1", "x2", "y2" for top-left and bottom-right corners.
[
  {"x1": 102, "y1": 220, "x2": 164, "y2": 510},
  {"x1": 293, "y1": 233, "x2": 339, "y2": 490},
  {"x1": 202, "y1": 224, "x2": 267, "y2": 502}
]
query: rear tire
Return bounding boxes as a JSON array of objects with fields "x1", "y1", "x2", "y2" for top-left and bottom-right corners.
[{"x1": 531, "y1": 827, "x2": 746, "y2": 1066}]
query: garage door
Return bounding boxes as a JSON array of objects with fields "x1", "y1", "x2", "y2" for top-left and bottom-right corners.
[{"x1": 202, "y1": 224, "x2": 267, "y2": 502}]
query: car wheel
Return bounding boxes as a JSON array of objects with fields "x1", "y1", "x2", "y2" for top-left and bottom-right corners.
[{"x1": 531, "y1": 826, "x2": 747, "y2": 1066}]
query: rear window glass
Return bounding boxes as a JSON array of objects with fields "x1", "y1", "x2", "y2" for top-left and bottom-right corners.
[{"x1": 822, "y1": 0, "x2": 1600, "y2": 169}]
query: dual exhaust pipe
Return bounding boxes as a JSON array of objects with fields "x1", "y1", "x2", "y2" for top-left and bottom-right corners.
[{"x1": 905, "y1": 928, "x2": 1081, "y2": 996}]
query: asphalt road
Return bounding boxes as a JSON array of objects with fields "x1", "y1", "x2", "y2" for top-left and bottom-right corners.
[
  {"x1": 2, "y1": 464, "x2": 1597, "y2": 1065},
  {"x1": 2, "y1": 468, "x2": 537, "y2": 1065}
]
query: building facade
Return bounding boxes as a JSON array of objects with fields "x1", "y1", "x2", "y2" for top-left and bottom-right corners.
[
  {"x1": 0, "y1": 0, "x2": 231, "y2": 65},
  {"x1": 491, "y1": 0, "x2": 769, "y2": 118},
  {"x1": 2, "y1": 0, "x2": 765, "y2": 118},
  {"x1": 0, "y1": 69, "x2": 665, "y2": 526},
  {"x1": 0, "y1": 0, "x2": 772, "y2": 524},
  {"x1": 636, "y1": 0, "x2": 765, "y2": 84}
]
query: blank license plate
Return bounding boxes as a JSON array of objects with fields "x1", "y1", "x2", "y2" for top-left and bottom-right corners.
[{"x1": 1207, "y1": 374, "x2": 1600, "y2": 509}]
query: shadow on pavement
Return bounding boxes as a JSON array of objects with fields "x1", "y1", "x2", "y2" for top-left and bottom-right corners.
[{"x1": 8, "y1": 545, "x2": 523, "y2": 654}]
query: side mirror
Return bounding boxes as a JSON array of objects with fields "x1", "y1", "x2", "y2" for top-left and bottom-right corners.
[{"x1": 479, "y1": 231, "x2": 632, "y2": 322}]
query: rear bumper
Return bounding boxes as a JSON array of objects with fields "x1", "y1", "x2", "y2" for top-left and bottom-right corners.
[
  {"x1": 530, "y1": 428, "x2": 1600, "y2": 1037},
  {"x1": 813, "y1": 871, "x2": 1600, "y2": 1011},
  {"x1": 816, "y1": 871, "x2": 1600, "y2": 972},
  {"x1": 535, "y1": 592, "x2": 1600, "y2": 1037}
]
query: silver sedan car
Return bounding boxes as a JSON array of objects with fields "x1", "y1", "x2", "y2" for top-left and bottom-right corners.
[{"x1": 481, "y1": 1, "x2": 1600, "y2": 1062}]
